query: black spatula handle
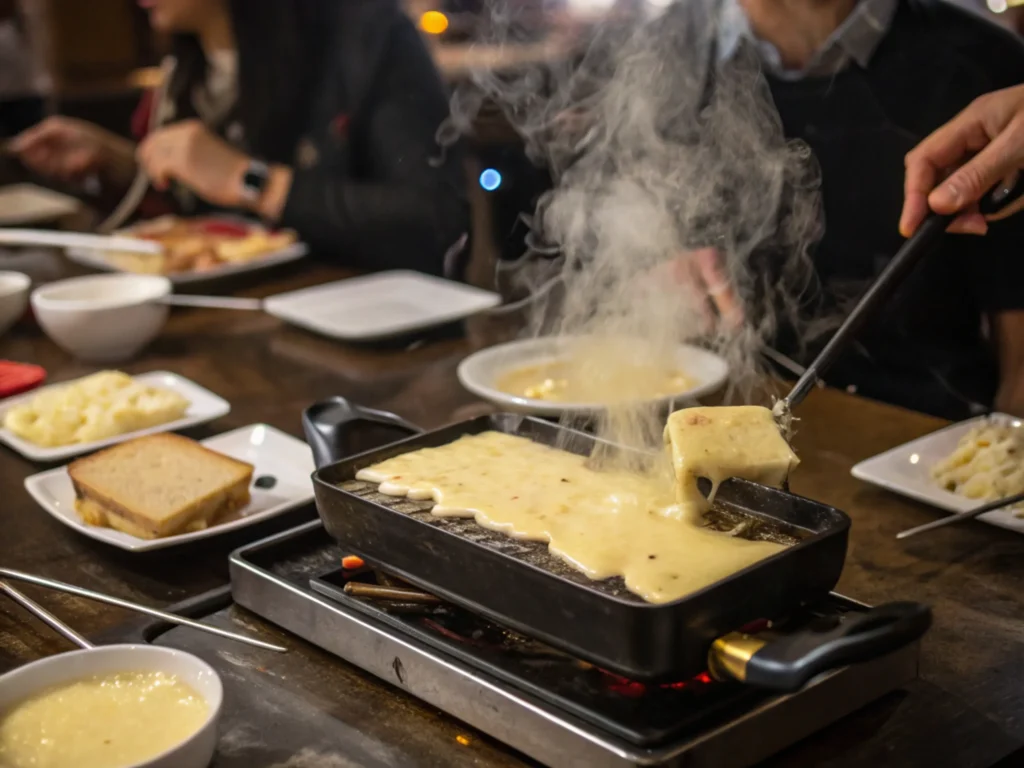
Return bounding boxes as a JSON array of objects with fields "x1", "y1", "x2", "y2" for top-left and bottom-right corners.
[
  {"x1": 710, "y1": 601, "x2": 931, "y2": 692},
  {"x1": 302, "y1": 397, "x2": 423, "y2": 468},
  {"x1": 785, "y1": 176, "x2": 1024, "y2": 411}
]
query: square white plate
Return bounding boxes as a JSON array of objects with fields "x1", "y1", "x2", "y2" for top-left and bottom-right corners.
[
  {"x1": 264, "y1": 270, "x2": 502, "y2": 341},
  {"x1": 0, "y1": 184, "x2": 81, "y2": 226},
  {"x1": 24, "y1": 424, "x2": 315, "y2": 551},
  {"x1": 0, "y1": 371, "x2": 230, "y2": 462},
  {"x1": 64, "y1": 241, "x2": 309, "y2": 285},
  {"x1": 851, "y1": 413, "x2": 1024, "y2": 534}
]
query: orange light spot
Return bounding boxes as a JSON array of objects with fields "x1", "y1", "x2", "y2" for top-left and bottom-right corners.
[
  {"x1": 420, "y1": 10, "x2": 449, "y2": 35},
  {"x1": 456, "y1": 735, "x2": 471, "y2": 746}
]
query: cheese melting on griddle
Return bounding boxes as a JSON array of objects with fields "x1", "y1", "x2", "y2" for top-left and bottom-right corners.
[
  {"x1": 355, "y1": 423, "x2": 789, "y2": 604},
  {"x1": 664, "y1": 406, "x2": 799, "y2": 517}
]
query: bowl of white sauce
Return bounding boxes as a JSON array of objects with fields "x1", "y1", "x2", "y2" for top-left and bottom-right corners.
[
  {"x1": 458, "y1": 335, "x2": 730, "y2": 417},
  {"x1": 0, "y1": 644, "x2": 222, "y2": 768}
]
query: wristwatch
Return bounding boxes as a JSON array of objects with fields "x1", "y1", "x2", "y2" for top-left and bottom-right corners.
[{"x1": 239, "y1": 160, "x2": 270, "y2": 205}]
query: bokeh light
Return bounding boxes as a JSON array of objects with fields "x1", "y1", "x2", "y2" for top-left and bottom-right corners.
[
  {"x1": 419, "y1": 10, "x2": 450, "y2": 34},
  {"x1": 479, "y1": 169, "x2": 502, "y2": 191}
]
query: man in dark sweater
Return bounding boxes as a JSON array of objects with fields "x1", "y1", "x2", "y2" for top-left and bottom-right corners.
[{"x1": 715, "y1": 0, "x2": 1024, "y2": 420}]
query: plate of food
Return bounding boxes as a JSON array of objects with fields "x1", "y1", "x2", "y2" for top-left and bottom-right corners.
[
  {"x1": 457, "y1": 335, "x2": 730, "y2": 417},
  {"x1": 23, "y1": 425, "x2": 315, "y2": 551},
  {"x1": 0, "y1": 370, "x2": 230, "y2": 462},
  {"x1": 851, "y1": 413, "x2": 1024, "y2": 534},
  {"x1": 64, "y1": 215, "x2": 308, "y2": 284}
]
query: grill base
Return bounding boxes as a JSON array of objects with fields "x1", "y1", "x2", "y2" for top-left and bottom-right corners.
[{"x1": 230, "y1": 521, "x2": 919, "y2": 768}]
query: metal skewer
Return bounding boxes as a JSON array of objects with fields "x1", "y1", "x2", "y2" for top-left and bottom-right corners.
[
  {"x1": 0, "y1": 568, "x2": 287, "y2": 653},
  {"x1": 895, "y1": 491, "x2": 1024, "y2": 540},
  {"x1": 0, "y1": 581, "x2": 93, "y2": 649}
]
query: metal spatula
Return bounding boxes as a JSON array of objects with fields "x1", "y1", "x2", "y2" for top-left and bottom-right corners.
[{"x1": 773, "y1": 178, "x2": 1024, "y2": 435}]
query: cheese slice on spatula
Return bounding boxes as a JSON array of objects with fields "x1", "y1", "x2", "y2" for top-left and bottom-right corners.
[{"x1": 664, "y1": 406, "x2": 799, "y2": 517}]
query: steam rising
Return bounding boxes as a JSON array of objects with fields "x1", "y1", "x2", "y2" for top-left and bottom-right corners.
[{"x1": 445, "y1": 1, "x2": 822, "y2": 457}]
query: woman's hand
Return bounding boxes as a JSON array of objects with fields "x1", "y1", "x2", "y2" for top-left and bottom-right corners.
[
  {"x1": 11, "y1": 116, "x2": 136, "y2": 184},
  {"x1": 901, "y1": 85, "x2": 1024, "y2": 237},
  {"x1": 136, "y1": 119, "x2": 249, "y2": 208}
]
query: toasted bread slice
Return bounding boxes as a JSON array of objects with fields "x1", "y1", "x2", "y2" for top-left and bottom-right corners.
[{"x1": 68, "y1": 433, "x2": 254, "y2": 539}]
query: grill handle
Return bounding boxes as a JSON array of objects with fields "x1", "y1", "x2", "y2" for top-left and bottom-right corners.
[
  {"x1": 708, "y1": 601, "x2": 931, "y2": 692},
  {"x1": 303, "y1": 397, "x2": 424, "y2": 469}
]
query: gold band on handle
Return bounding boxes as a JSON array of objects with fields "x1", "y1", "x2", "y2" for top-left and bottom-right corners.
[{"x1": 707, "y1": 632, "x2": 768, "y2": 683}]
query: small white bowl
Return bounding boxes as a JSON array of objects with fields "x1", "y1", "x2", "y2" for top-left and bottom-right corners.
[
  {"x1": 0, "y1": 272, "x2": 31, "y2": 337},
  {"x1": 31, "y1": 274, "x2": 171, "y2": 362},
  {"x1": 457, "y1": 336, "x2": 730, "y2": 417},
  {"x1": 0, "y1": 644, "x2": 222, "y2": 768}
]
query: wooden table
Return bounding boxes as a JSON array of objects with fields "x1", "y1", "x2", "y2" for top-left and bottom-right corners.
[{"x1": 1, "y1": 260, "x2": 1023, "y2": 767}]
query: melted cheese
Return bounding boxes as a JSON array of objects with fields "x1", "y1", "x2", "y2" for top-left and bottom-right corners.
[
  {"x1": 356, "y1": 429, "x2": 788, "y2": 604},
  {"x1": 497, "y1": 361, "x2": 694, "y2": 403},
  {"x1": 664, "y1": 405, "x2": 799, "y2": 513},
  {"x1": 0, "y1": 671, "x2": 208, "y2": 768}
]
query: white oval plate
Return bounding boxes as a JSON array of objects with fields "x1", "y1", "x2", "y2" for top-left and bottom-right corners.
[
  {"x1": 24, "y1": 423, "x2": 315, "y2": 551},
  {"x1": 0, "y1": 370, "x2": 230, "y2": 463},
  {"x1": 457, "y1": 336, "x2": 730, "y2": 417}
]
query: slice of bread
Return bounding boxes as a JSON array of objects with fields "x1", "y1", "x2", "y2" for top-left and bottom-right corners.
[{"x1": 68, "y1": 433, "x2": 254, "y2": 539}]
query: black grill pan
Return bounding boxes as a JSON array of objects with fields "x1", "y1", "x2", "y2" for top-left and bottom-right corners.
[{"x1": 305, "y1": 397, "x2": 930, "y2": 687}]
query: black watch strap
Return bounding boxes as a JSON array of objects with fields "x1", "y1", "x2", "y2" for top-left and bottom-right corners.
[{"x1": 240, "y1": 160, "x2": 270, "y2": 205}]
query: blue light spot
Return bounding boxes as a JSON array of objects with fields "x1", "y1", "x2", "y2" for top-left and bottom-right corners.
[{"x1": 479, "y1": 168, "x2": 502, "y2": 191}]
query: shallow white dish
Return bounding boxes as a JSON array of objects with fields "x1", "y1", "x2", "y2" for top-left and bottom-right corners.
[
  {"x1": 24, "y1": 423, "x2": 314, "y2": 551},
  {"x1": 65, "y1": 241, "x2": 309, "y2": 285},
  {"x1": 851, "y1": 413, "x2": 1024, "y2": 534},
  {"x1": 0, "y1": 370, "x2": 230, "y2": 462},
  {"x1": 0, "y1": 183, "x2": 80, "y2": 226},
  {"x1": 264, "y1": 270, "x2": 502, "y2": 341},
  {"x1": 0, "y1": 644, "x2": 221, "y2": 768},
  {"x1": 457, "y1": 336, "x2": 730, "y2": 417}
]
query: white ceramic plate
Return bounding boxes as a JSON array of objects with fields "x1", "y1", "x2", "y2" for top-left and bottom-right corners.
[
  {"x1": 64, "y1": 241, "x2": 309, "y2": 285},
  {"x1": 0, "y1": 184, "x2": 80, "y2": 226},
  {"x1": 0, "y1": 371, "x2": 230, "y2": 462},
  {"x1": 264, "y1": 270, "x2": 502, "y2": 341},
  {"x1": 457, "y1": 336, "x2": 730, "y2": 417},
  {"x1": 24, "y1": 424, "x2": 315, "y2": 551},
  {"x1": 851, "y1": 413, "x2": 1024, "y2": 534}
]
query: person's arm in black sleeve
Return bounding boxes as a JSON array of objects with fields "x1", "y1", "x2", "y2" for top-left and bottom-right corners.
[
  {"x1": 269, "y1": 19, "x2": 469, "y2": 277},
  {"x1": 964, "y1": 215, "x2": 1024, "y2": 417}
]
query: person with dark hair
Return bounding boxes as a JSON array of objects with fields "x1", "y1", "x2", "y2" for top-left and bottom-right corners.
[{"x1": 11, "y1": 0, "x2": 469, "y2": 277}]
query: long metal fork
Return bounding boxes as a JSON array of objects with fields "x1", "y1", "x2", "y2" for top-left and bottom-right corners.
[
  {"x1": 0, "y1": 581, "x2": 93, "y2": 650},
  {"x1": 0, "y1": 568, "x2": 287, "y2": 653}
]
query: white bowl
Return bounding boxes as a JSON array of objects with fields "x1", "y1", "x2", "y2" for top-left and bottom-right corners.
[
  {"x1": 457, "y1": 336, "x2": 730, "y2": 417},
  {"x1": 31, "y1": 274, "x2": 171, "y2": 362},
  {"x1": 0, "y1": 272, "x2": 31, "y2": 337},
  {"x1": 0, "y1": 644, "x2": 222, "y2": 768}
]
